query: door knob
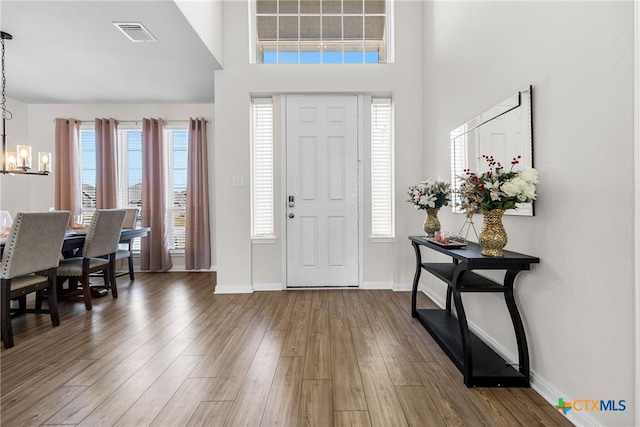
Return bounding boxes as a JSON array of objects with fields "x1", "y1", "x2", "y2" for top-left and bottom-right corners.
[{"x1": 288, "y1": 213, "x2": 295, "y2": 218}]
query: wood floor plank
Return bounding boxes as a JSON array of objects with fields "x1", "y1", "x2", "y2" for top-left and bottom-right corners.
[
  {"x1": 473, "y1": 389, "x2": 522, "y2": 427},
  {"x1": 311, "y1": 290, "x2": 329, "y2": 309},
  {"x1": 484, "y1": 388, "x2": 562, "y2": 427},
  {"x1": 342, "y1": 290, "x2": 371, "y2": 329},
  {"x1": 351, "y1": 327, "x2": 383, "y2": 360},
  {"x1": 303, "y1": 308, "x2": 331, "y2": 380},
  {"x1": 113, "y1": 355, "x2": 202, "y2": 427},
  {"x1": 150, "y1": 378, "x2": 215, "y2": 427},
  {"x1": 334, "y1": 411, "x2": 372, "y2": 427},
  {"x1": 222, "y1": 330, "x2": 286, "y2": 426},
  {"x1": 201, "y1": 315, "x2": 271, "y2": 401},
  {"x1": 329, "y1": 318, "x2": 367, "y2": 411},
  {"x1": 357, "y1": 356, "x2": 408, "y2": 427},
  {"x1": 281, "y1": 300, "x2": 312, "y2": 357},
  {"x1": 188, "y1": 326, "x2": 244, "y2": 378},
  {"x1": 186, "y1": 401, "x2": 233, "y2": 427},
  {"x1": 261, "y1": 356, "x2": 305, "y2": 427},
  {"x1": 395, "y1": 332, "x2": 437, "y2": 362},
  {"x1": 298, "y1": 379, "x2": 334, "y2": 427},
  {"x1": 65, "y1": 310, "x2": 198, "y2": 387},
  {"x1": 413, "y1": 361, "x2": 489, "y2": 427},
  {"x1": 366, "y1": 309, "x2": 411, "y2": 360},
  {"x1": 328, "y1": 290, "x2": 349, "y2": 319},
  {"x1": 268, "y1": 292, "x2": 296, "y2": 331},
  {"x1": 1, "y1": 385, "x2": 86, "y2": 427},
  {"x1": 539, "y1": 405, "x2": 575, "y2": 427},
  {"x1": 75, "y1": 338, "x2": 194, "y2": 427},
  {"x1": 395, "y1": 385, "x2": 447, "y2": 427}
]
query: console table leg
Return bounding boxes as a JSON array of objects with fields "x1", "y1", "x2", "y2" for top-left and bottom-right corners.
[
  {"x1": 452, "y1": 268, "x2": 473, "y2": 387},
  {"x1": 411, "y1": 242, "x2": 422, "y2": 318},
  {"x1": 504, "y1": 269, "x2": 530, "y2": 384}
]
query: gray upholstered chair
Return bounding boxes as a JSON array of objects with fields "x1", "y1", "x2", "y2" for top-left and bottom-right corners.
[
  {"x1": 115, "y1": 208, "x2": 138, "y2": 280},
  {"x1": 1, "y1": 211, "x2": 71, "y2": 349},
  {"x1": 57, "y1": 209, "x2": 126, "y2": 311}
]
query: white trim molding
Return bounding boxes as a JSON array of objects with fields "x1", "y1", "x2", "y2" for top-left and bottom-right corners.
[
  {"x1": 253, "y1": 283, "x2": 285, "y2": 292},
  {"x1": 362, "y1": 281, "x2": 394, "y2": 290},
  {"x1": 392, "y1": 282, "x2": 413, "y2": 292},
  {"x1": 634, "y1": 2, "x2": 640, "y2": 425},
  {"x1": 213, "y1": 284, "x2": 254, "y2": 294}
]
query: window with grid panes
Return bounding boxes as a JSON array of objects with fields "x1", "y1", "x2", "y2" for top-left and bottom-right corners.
[
  {"x1": 79, "y1": 127, "x2": 188, "y2": 251},
  {"x1": 251, "y1": 0, "x2": 393, "y2": 64}
]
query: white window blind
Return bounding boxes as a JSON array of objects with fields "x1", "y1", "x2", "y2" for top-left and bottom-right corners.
[
  {"x1": 80, "y1": 129, "x2": 97, "y2": 225},
  {"x1": 251, "y1": 99, "x2": 275, "y2": 238},
  {"x1": 165, "y1": 129, "x2": 188, "y2": 250},
  {"x1": 371, "y1": 99, "x2": 393, "y2": 238}
]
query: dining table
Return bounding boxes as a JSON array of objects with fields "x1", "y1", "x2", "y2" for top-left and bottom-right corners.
[
  {"x1": 61, "y1": 227, "x2": 150, "y2": 256},
  {"x1": 1, "y1": 227, "x2": 150, "y2": 256}
]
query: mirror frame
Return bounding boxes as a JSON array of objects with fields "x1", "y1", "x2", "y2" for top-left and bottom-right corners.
[{"x1": 450, "y1": 85, "x2": 534, "y2": 216}]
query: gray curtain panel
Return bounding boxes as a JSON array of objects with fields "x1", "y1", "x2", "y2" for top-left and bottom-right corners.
[
  {"x1": 54, "y1": 118, "x2": 81, "y2": 227},
  {"x1": 95, "y1": 118, "x2": 118, "y2": 209},
  {"x1": 185, "y1": 118, "x2": 211, "y2": 270},
  {"x1": 140, "y1": 118, "x2": 172, "y2": 271}
]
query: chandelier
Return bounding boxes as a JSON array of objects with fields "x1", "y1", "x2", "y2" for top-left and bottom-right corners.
[{"x1": 1, "y1": 31, "x2": 50, "y2": 175}]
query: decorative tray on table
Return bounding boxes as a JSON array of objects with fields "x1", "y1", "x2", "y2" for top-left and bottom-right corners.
[{"x1": 424, "y1": 237, "x2": 468, "y2": 248}]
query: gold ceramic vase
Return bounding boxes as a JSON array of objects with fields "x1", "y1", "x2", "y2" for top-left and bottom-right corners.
[
  {"x1": 478, "y1": 209, "x2": 507, "y2": 257},
  {"x1": 423, "y1": 208, "x2": 441, "y2": 237}
]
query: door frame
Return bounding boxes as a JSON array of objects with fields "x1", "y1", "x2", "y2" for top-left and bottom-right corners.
[{"x1": 280, "y1": 94, "x2": 364, "y2": 288}]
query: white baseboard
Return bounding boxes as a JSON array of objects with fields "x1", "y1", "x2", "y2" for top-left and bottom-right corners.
[
  {"x1": 419, "y1": 285, "x2": 595, "y2": 427},
  {"x1": 362, "y1": 281, "x2": 393, "y2": 289},
  {"x1": 213, "y1": 284, "x2": 254, "y2": 294},
  {"x1": 392, "y1": 282, "x2": 413, "y2": 291},
  {"x1": 253, "y1": 283, "x2": 285, "y2": 291}
]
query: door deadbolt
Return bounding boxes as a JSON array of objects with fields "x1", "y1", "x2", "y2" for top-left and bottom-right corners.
[{"x1": 288, "y1": 195, "x2": 295, "y2": 207}]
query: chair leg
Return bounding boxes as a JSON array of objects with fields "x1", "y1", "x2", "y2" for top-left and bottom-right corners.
[
  {"x1": 35, "y1": 290, "x2": 44, "y2": 312},
  {"x1": 1, "y1": 279, "x2": 14, "y2": 349},
  {"x1": 128, "y1": 253, "x2": 135, "y2": 280},
  {"x1": 110, "y1": 255, "x2": 118, "y2": 298},
  {"x1": 82, "y1": 273, "x2": 92, "y2": 311},
  {"x1": 17, "y1": 295, "x2": 27, "y2": 315},
  {"x1": 48, "y1": 270, "x2": 60, "y2": 327}
]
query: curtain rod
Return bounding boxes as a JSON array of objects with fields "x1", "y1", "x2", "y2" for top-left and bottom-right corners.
[{"x1": 53, "y1": 119, "x2": 212, "y2": 124}]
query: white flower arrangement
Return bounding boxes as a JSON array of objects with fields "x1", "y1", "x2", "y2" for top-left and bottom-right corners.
[
  {"x1": 407, "y1": 178, "x2": 451, "y2": 210},
  {"x1": 457, "y1": 155, "x2": 538, "y2": 212}
]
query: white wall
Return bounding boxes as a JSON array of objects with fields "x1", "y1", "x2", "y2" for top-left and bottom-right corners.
[
  {"x1": 214, "y1": 0, "x2": 425, "y2": 293},
  {"x1": 175, "y1": 0, "x2": 224, "y2": 67},
  {"x1": 1, "y1": 103, "x2": 216, "y2": 269},
  {"x1": 422, "y1": 2, "x2": 635, "y2": 426}
]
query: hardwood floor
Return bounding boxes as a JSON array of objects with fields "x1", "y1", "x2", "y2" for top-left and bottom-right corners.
[{"x1": 1, "y1": 273, "x2": 573, "y2": 427}]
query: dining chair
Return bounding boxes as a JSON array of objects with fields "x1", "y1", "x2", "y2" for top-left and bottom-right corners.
[
  {"x1": 0, "y1": 211, "x2": 71, "y2": 349},
  {"x1": 115, "y1": 208, "x2": 138, "y2": 280},
  {"x1": 57, "y1": 209, "x2": 126, "y2": 311}
]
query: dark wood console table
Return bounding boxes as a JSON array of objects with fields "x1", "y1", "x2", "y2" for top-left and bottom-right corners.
[{"x1": 409, "y1": 236, "x2": 539, "y2": 387}]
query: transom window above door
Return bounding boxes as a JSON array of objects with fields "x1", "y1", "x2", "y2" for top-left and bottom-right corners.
[{"x1": 250, "y1": 0, "x2": 393, "y2": 64}]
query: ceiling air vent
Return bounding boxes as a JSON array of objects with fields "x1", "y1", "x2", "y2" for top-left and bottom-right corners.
[{"x1": 113, "y1": 23, "x2": 157, "y2": 42}]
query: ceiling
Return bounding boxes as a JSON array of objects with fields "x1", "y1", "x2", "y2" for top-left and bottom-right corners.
[{"x1": 0, "y1": 1, "x2": 221, "y2": 104}]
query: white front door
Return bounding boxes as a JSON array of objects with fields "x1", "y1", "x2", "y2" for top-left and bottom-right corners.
[{"x1": 285, "y1": 95, "x2": 359, "y2": 288}]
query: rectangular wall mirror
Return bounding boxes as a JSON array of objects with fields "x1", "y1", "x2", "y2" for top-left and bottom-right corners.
[{"x1": 450, "y1": 85, "x2": 534, "y2": 216}]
